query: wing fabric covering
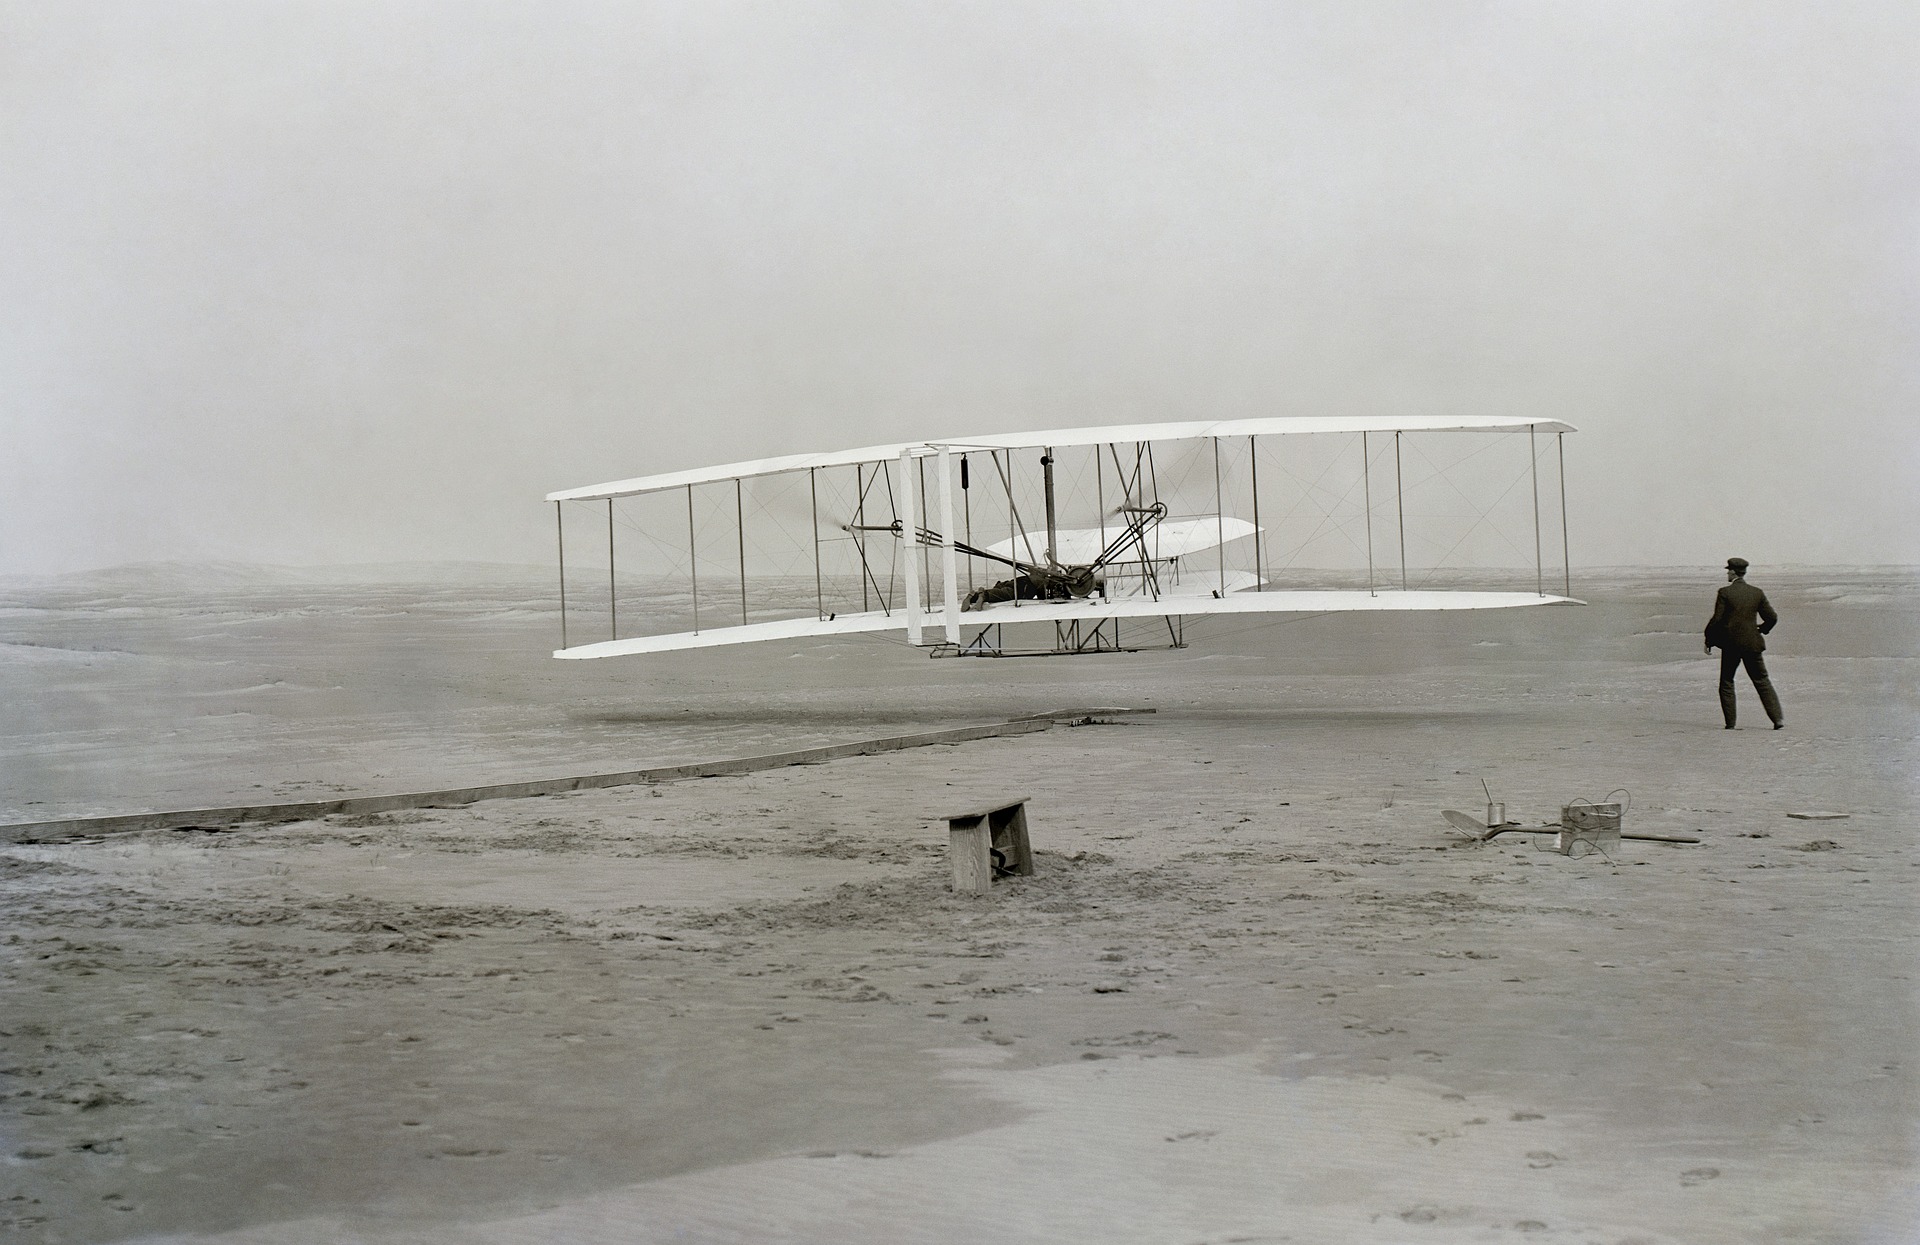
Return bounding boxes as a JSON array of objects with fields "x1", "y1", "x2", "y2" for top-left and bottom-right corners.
[
  {"x1": 546, "y1": 415, "x2": 1576, "y2": 503},
  {"x1": 555, "y1": 591, "x2": 1582, "y2": 658}
]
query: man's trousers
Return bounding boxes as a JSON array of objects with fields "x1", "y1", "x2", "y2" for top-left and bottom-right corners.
[{"x1": 1719, "y1": 648, "x2": 1784, "y2": 728}]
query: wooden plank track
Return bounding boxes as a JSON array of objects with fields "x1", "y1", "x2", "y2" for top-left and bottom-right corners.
[{"x1": 0, "y1": 713, "x2": 1138, "y2": 844}]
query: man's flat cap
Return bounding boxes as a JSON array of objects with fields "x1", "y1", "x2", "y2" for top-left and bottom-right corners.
[{"x1": 1726, "y1": 557, "x2": 1749, "y2": 571}]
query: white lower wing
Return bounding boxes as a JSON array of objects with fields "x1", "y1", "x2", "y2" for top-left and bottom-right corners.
[{"x1": 555, "y1": 590, "x2": 1583, "y2": 658}]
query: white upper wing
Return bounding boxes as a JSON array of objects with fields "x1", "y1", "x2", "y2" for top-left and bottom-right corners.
[{"x1": 546, "y1": 415, "x2": 1577, "y2": 502}]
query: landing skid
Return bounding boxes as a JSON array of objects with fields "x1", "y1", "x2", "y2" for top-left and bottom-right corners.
[{"x1": 929, "y1": 615, "x2": 1186, "y2": 658}]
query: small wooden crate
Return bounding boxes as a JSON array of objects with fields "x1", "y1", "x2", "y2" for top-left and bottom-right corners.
[
  {"x1": 943, "y1": 799, "x2": 1034, "y2": 895},
  {"x1": 1558, "y1": 802, "x2": 1622, "y2": 856}
]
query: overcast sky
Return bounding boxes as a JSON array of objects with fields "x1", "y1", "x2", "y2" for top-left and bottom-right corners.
[{"x1": 3, "y1": 0, "x2": 1915, "y2": 576}]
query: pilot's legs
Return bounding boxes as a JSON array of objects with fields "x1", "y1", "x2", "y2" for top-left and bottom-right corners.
[
  {"x1": 1719, "y1": 649, "x2": 1784, "y2": 728},
  {"x1": 1718, "y1": 650, "x2": 1740, "y2": 727},
  {"x1": 1743, "y1": 651, "x2": 1784, "y2": 727}
]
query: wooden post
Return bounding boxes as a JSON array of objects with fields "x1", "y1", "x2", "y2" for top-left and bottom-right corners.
[
  {"x1": 1042, "y1": 447, "x2": 1057, "y2": 568},
  {"x1": 1096, "y1": 444, "x2": 1106, "y2": 569},
  {"x1": 963, "y1": 455, "x2": 974, "y2": 593},
  {"x1": 1558, "y1": 431, "x2": 1571, "y2": 599},
  {"x1": 1249, "y1": 434, "x2": 1262, "y2": 592},
  {"x1": 736, "y1": 478, "x2": 749, "y2": 624},
  {"x1": 937, "y1": 445, "x2": 960, "y2": 643},
  {"x1": 1530, "y1": 424, "x2": 1543, "y2": 597},
  {"x1": 901, "y1": 447, "x2": 921, "y2": 644},
  {"x1": 855, "y1": 464, "x2": 869, "y2": 613},
  {"x1": 686, "y1": 485, "x2": 699, "y2": 634},
  {"x1": 810, "y1": 467, "x2": 824, "y2": 619},
  {"x1": 1362, "y1": 432, "x2": 1375, "y2": 597},
  {"x1": 1005, "y1": 450, "x2": 1019, "y2": 609},
  {"x1": 555, "y1": 501, "x2": 567, "y2": 650},
  {"x1": 1212, "y1": 437, "x2": 1226, "y2": 593},
  {"x1": 1394, "y1": 431, "x2": 1407, "y2": 591},
  {"x1": 918, "y1": 455, "x2": 932, "y2": 610}
]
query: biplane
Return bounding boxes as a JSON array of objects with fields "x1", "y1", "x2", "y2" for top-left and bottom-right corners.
[{"x1": 546, "y1": 415, "x2": 1580, "y2": 660}]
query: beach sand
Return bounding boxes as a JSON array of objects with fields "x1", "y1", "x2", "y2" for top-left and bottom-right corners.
[{"x1": 2, "y1": 568, "x2": 1916, "y2": 1243}]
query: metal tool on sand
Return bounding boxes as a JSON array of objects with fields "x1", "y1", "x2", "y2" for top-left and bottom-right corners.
[{"x1": 1440, "y1": 808, "x2": 1700, "y2": 845}]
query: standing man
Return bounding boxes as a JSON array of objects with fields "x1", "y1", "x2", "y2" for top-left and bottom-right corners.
[{"x1": 1705, "y1": 557, "x2": 1784, "y2": 730}]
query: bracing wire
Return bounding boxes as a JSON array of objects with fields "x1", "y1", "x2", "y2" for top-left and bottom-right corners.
[{"x1": 1406, "y1": 445, "x2": 1538, "y2": 588}]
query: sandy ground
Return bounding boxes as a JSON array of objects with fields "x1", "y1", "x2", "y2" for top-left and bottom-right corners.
[{"x1": 2, "y1": 568, "x2": 1916, "y2": 1243}]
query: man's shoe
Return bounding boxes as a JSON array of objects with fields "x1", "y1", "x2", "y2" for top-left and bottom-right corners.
[
  {"x1": 1773, "y1": 722, "x2": 1785, "y2": 730},
  {"x1": 1724, "y1": 724, "x2": 1737, "y2": 730}
]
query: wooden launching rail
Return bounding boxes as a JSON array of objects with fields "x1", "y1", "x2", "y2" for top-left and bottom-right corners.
[{"x1": 0, "y1": 709, "x2": 1151, "y2": 845}]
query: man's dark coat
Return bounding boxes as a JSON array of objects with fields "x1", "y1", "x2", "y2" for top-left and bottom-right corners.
[{"x1": 1705, "y1": 578, "x2": 1778, "y2": 652}]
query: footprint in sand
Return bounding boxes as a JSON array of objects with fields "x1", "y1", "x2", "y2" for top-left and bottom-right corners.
[
  {"x1": 69, "y1": 1138, "x2": 125, "y2": 1155},
  {"x1": 1680, "y1": 1166, "x2": 1720, "y2": 1186}
]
